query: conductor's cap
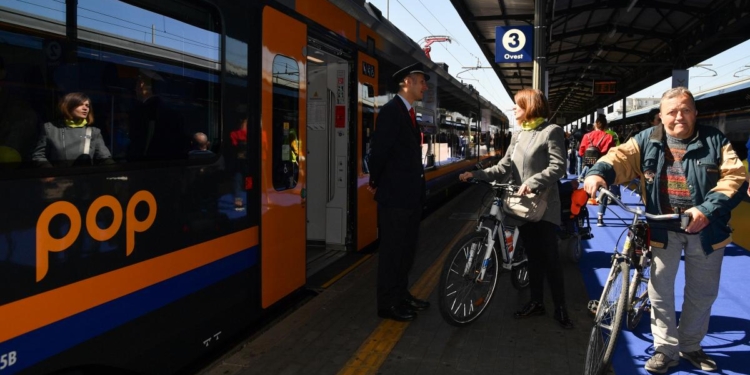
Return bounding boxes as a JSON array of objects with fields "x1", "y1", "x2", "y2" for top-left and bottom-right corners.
[{"x1": 392, "y1": 62, "x2": 430, "y2": 83}]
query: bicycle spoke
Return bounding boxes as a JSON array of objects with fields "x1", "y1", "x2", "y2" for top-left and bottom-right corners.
[
  {"x1": 438, "y1": 232, "x2": 500, "y2": 326},
  {"x1": 627, "y1": 258, "x2": 651, "y2": 330},
  {"x1": 585, "y1": 261, "x2": 629, "y2": 375}
]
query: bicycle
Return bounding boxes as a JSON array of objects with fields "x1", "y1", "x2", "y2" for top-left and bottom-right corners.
[
  {"x1": 584, "y1": 187, "x2": 686, "y2": 375},
  {"x1": 438, "y1": 179, "x2": 530, "y2": 327}
]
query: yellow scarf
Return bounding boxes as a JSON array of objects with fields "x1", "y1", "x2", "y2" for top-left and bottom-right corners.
[
  {"x1": 65, "y1": 119, "x2": 88, "y2": 128},
  {"x1": 521, "y1": 117, "x2": 545, "y2": 131}
]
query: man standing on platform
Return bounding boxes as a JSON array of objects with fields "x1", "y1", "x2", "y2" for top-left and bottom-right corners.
[
  {"x1": 367, "y1": 63, "x2": 431, "y2": 322},
  {"x1": 583, "y1": 87, "x2": 747, "y2": 373}
]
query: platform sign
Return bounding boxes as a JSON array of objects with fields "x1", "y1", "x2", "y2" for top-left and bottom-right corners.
[{"x1": 495, "y1": 26, "x2": 533, "y2": 63}]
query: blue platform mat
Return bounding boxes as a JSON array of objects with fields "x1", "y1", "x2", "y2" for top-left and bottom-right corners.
[{"x1": 576, "y1": 183, "x2": 750, "y2": 375}]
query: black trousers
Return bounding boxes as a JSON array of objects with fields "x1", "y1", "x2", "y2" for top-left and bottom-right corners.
[
  {"x1": 518, "y1": 220, "x2": 567, "y2": 308},
  {"x1": 376, "y1": 204, "x2": 422, "y2": 310}
]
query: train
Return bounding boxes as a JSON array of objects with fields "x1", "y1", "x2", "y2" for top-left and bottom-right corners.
[{"x1": 0, "y1": 0, "x2": 510, "y2": 374}]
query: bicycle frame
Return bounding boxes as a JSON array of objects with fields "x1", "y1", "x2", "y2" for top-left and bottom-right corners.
[
  {"x1": 471, "y1": 182, "x2": 524, "y2": 281},
  {"x1": 437, "y1": 180, "x2": 530, "y2": 326},
  {"x1": 595, "y1": 187, "x2": 682, "y2": 311},
  {"x1": 585, "y1": 187, "x2": 686, "y2": 375}
]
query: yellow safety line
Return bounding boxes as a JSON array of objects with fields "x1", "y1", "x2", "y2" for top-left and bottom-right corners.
[
  {"x1": 337, "y1": 220, "x2": 476, "y2": 375},
  {"x1": 321, "y1": 254, "x2": 374, "y2": 289}
]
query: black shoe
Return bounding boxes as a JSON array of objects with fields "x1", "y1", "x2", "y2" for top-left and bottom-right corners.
[
  {"x1": 554, "y1": 306, "x2": 574, "y2": 329},
  {"x1": 403, "y1": 295, "x2": 430, "y2": 311},
  {"x1": 514, "y1": 301, "x2": 545, "y2": 318},
  {"x1": 597, "y1": 216, "x2": 605, "y2": 227},
  {"x1": 378, "y1": 305, "x2": 416, "y2": 322}
]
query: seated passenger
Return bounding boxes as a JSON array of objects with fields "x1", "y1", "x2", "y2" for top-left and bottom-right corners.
[
  {"x1": 189, "y1": 132, "x2": 214, "y2": 159},
  {"x1": 32, "y1": 92, "x2": 113, "y2": 167}
]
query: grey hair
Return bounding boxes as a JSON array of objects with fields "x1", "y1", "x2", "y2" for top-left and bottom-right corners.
[{"x1": 660, "y1": 87, "x2": 696, "y2": 108}]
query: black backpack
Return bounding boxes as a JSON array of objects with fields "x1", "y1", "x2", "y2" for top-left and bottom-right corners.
[{"x1": 583, "y1": 135, "x2": 605, "y2": 167}]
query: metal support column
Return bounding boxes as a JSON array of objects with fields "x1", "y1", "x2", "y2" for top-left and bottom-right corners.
[{"x1": 532, "y1": 0, "x2": 547, "y2": 93}]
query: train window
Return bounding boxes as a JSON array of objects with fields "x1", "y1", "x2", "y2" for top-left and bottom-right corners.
[
  {"x1": 2, "y1": 0, "x2": 66, "y2": 25},
  {"x1": 271, "y1": 55, "x2": 300, "y2": 191},
  {"x1": 0, "y1": 0, "x2": 221, "y2": 170}
]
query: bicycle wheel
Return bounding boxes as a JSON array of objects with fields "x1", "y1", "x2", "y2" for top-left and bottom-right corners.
[
  {"x1": 438, "y1": 232, "x2": 499, "y2": 326},
  {"x1": 584, "y1": 261, "x2": 630, "y2": 375},
  {"x1": 627, "y1": 256, "x2": 651, "y2": 330},
  {"x1": 511, "y1": 238, "x2": 529, "y2": 290}
]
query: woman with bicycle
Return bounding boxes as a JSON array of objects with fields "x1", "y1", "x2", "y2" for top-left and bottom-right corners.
[{"x1": 459, "y1": 88, "x2": 573, "y2": 329}]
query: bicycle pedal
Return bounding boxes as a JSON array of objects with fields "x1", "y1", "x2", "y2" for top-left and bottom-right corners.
[{"x1": 587, "y1": 300, "x2": 599, "y2": 315}]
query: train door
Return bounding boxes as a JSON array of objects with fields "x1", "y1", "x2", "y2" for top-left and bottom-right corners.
[
  {"x1": 260, "y1": 7, "x2": 306, "y2": 308},
  {"x1": 305, "y1": 40, "x2": 350, "y2": 271},
  {"x1": 357, "y1": 52, "x2": 378, "y2": 250}
]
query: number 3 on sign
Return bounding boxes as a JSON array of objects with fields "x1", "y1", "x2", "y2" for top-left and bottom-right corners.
[
  {"x1": 0, "y1": 351, "x2": 17, "y2": 370},
  {"x1": 502, "y1": 29, "x2": 526, "y2": 53}
]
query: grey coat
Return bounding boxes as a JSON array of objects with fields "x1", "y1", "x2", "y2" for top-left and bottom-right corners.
[
  {"x1": 475, "y1": 122, "x2": 567, "y2": 225},
  {"x1": 32, "y1": 121, "x2": 113, "y2": 167}
]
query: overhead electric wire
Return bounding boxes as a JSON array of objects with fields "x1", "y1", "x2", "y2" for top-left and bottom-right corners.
[
  {"x1": 414, "y1": 0, "x2": 505, "y2": 103},
  {"x1": 12, "y1": 1, "x2": 218, "y2": 51},
  {"x1": 396, "y1": 0, "x2": 508, "y2": 108},
  {"x1": 78, "y1": 6, "x2": 218, "y2": 50}
]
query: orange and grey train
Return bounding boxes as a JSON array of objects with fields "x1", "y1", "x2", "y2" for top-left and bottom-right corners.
[{"x1": 0, "y1": 0, "x2": 505, "y2": 373}]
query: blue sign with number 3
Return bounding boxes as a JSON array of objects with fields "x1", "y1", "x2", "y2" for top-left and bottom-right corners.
[{"x1": 495, "y1": 26, "x2": 533, "y2": 63}]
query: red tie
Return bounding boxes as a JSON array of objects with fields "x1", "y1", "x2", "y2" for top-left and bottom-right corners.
[{"x1": 409, "y1": 107, "x2": 416, "y2": 128}]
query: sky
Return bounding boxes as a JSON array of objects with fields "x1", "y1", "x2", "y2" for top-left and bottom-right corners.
[
  {"x1": 8, "y1": 0, "x2": 749, "y2": 127},
  {"x1": 368, "y1": 0, "x2": 750, "y2": 126}
]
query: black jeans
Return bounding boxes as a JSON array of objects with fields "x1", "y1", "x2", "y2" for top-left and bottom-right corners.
[
  {"x1": 518, "y1": 220, "x2": 566, "y2": 308},
  {"x1": 376, "y1": 204, "x2": 422, "y2": 310}
]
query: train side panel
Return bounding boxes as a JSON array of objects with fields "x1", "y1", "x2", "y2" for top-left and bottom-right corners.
[
  {"x1": 356, "y1": 50, "x2": 379, "y2": 251},
  {"x1": 259, "y1": 6, "x2": 308, "y2": 309},
  {"x1": 0, "y1": 0, "x2": 264, "y2": 373}
]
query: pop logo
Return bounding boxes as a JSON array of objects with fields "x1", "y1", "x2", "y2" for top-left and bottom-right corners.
[{"x1": 36, "y1": 190, "x2": 157, "y2": 281}]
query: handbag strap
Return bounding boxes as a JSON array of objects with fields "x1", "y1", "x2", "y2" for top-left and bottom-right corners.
[{"x1": 83, "y1": 127, "x2": 92, "y2": 155}]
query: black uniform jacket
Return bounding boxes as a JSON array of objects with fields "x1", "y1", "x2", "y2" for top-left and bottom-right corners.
[{"x1": 368, "y1": 96, "x2": 425, "y2": 209}]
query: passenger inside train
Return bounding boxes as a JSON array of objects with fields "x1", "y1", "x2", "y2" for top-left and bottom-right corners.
[{"x1": 32, "y1": 92, "x2": 114, "y2": 168}]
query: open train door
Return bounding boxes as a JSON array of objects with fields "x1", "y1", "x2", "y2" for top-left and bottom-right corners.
[
  {"x1": 260, "y1": 7, "x2": 306, "y2": 308},
  {"x1": 304, "y1": 38, "x2": 351, "y2": 271}
]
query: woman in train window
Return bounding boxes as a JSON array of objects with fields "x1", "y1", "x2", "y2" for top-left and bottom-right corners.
[
  {"x1": 32, "y1": 92, "x2": 114, "y2": 167},
  {"x1": 459, "y1": 88, "x2": 573, "y2": 329}
]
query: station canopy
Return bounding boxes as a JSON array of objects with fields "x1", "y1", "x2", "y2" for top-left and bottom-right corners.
[{"x1": 450, "y1": 0, "x2": 750, "y2": 122}]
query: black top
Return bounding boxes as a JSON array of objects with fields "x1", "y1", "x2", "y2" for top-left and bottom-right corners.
[{"x1": 368, "y1": 96, "x2": 425, "y2": 209}]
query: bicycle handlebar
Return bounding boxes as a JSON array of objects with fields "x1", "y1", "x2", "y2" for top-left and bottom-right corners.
[
  {"x1": 467, "y1": 178, "x2": 520, "y2": 193},
  {"x1": 597, "y1": 187, "x2": 683, "y2": 221}
]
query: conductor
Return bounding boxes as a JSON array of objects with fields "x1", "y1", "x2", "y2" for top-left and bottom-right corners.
[{"x1": 367, "y1": 63, "x2": 430, "y2": 321}]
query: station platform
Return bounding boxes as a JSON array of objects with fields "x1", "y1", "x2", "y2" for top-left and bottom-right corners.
[{"x1": 197, "y1": 179, "x2": 750, "y2": 375}]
